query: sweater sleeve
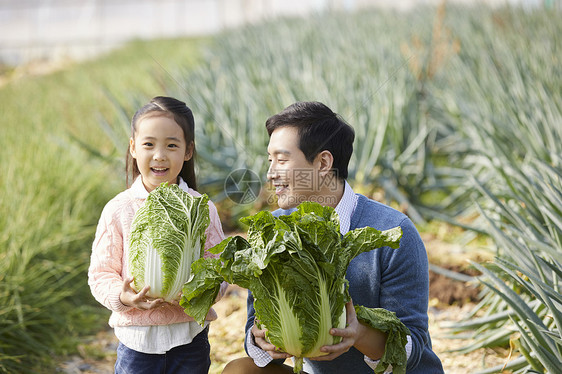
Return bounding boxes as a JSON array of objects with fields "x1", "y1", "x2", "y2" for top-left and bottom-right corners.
[
  {"x1": 88, "y1": 202, "x2": 133, "y2": 313},
  {"x1": 203, "y1": 201, "x2": 225, "y2": 254},
  {"x1": 380, "y1": 217, "x2": 431, "y2": 370},
  {"x1": 203, "y1": 200, "x2": 229, "y2": 301}
]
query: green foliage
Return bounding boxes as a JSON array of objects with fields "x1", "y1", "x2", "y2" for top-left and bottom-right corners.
[
  {"x1": 181, "y1": 202, "x2": 405, "y2": 373},
  {"x1": 0, "y1": 38, "x2": 206, "y2": 373},
  {"x1": 429, "y1": 7, "x2": 562, "y2": 373},
  {"x1": 175, "y1": 5, "x2": 559, "y2": 371},
  {"x1": 170, "y1": 10, "x2": 448, "y2": 223},
  {"x1": 2, "y1": 3, "x2": 561, "y2": 373},
  {"x1": 424, "y1": 5, "x2": 562, "y2": 220},
  {"x1": 0, "y1": 131, "x2": 112, "y2": 372},
  {"x1": 445, "y1": 158, "x2": 562, "y2": 373},
  {"x1": 95, "y1": 7, "x2": 466, "y2": 224}
]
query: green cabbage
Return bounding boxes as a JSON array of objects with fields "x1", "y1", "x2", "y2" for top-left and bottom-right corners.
[
  {"x1": 181, "y1": 202, "x2": 408, "y2": 373},
  {"x1": 129, "y1": 182, "x2": 210, "y2": 302}
]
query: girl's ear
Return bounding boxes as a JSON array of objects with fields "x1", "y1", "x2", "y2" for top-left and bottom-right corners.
[
  {"x1": 184, "y1": 141, "x2": 194, "y2": 161},
  {"x1": 129, "y1": 137, "x2": 136, "y2": 158},
  {"x1": 316, "y1": 150, "x2": 334, "y2": 176}
]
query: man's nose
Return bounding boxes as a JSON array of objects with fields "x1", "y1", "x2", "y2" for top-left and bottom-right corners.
[{"x1": 267, "y1": 164, "x2": 278, "y2": 180}]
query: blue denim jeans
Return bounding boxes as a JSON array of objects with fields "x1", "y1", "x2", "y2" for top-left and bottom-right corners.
[{"x1": 114, "y1": 327, "x2": 211, "y2": 374}]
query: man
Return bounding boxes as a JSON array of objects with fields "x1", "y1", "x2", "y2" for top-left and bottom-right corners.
[{"x1": 223, "y1": 102, "x2": 443, "y2": 373}]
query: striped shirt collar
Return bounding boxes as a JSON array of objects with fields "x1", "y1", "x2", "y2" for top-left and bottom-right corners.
[{"x1": 334, "y1": 180, "x2": 358, "y2": 235}]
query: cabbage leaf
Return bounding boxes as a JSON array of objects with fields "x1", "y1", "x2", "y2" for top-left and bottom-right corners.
[
  {"x1": 355, "y1": 305, "x2": 410, "y2": 374},
  {"x1": 181, "y1": 202, "x2": 408, "y2": 373},
  {"x1": 129, "y1": 182, "x2": 210, "y2": 302}
]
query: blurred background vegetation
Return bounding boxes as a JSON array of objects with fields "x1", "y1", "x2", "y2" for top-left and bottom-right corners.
[{"x1": 1, "y1": 2, "x2": 560, "y2": 373}]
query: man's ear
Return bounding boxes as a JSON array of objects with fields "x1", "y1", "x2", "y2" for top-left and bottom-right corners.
[
  {"x1": 129, "y1": 138, "x2": 136, "y2": 158},
  {"x1": 184, "y1": 141, "x2": 194, "y2": 161},
  {"x1": 316, "y1": 150, "x2": 334, "y2": 176}
]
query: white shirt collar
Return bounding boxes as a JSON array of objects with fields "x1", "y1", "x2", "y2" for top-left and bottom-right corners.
[
  {"x1": 334, "y1": 180, "x2": 358, "y2": 235},
  {"x1": 130, "y1": 177, "x2": 190, "y2": 199}
]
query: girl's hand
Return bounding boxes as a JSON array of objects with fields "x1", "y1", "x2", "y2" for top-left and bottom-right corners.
[
  {"x1": 120, "y1": 277, "x2": 166, "y2": 310},
  {"x1": 251, "y1": 320, "x2": 292, "y2": 360}
]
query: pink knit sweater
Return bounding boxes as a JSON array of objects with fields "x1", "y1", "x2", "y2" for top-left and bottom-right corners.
[{"x1": 88, "y1": 177, "x2": 226, "y2": 327}]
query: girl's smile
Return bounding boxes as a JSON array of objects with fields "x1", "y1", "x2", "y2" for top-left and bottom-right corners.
[{"x1": 150, "y1": 167, "x2": 169, "y2": 176}]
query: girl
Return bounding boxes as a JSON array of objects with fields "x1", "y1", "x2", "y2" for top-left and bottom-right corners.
[{"x1": 88, "y1": 96, "x2": 227, "y2": 374}]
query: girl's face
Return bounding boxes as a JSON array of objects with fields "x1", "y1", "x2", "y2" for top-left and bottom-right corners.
[{"x1": 130, "y1": 114, "x2": 193, "y2": 192}]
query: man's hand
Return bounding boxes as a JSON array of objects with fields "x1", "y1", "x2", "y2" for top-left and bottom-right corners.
[
  {"x1": 120, "y1": 277, "x2": 166, "y2": 310},
  {"x1": 251, "y1": 320, "x2": 292, "y2": 360},
  {"x1": 309, "y1": 300, "x2": 360, "y2": 361},
  {"x1": 311, "y1": 300, "x2": 388, "y2": 362}
]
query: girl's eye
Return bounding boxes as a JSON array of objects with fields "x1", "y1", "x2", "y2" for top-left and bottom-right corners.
[
  {"x1": 143, "y1": 142, "x2": 153, "y2": 147},
  {"x1": 168, "y1": 144, "x2": 179, "y2": 148}
]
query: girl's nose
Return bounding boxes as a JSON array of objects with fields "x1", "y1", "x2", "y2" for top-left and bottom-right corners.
[{"x1": 153, "y1": 150, "x2": 166, "y2": 161}]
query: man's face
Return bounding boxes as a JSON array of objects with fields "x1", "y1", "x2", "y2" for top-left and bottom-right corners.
[{"x1": 267, "y1": 126, "x2": 319, "y2": 210}]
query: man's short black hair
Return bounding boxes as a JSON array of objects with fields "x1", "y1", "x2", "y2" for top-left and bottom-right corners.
[{"x1": 265, "y1": 101, "x2": 355, "y2": 180}]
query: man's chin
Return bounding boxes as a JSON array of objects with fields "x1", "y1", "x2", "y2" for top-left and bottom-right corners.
[{"x1": 277, "y1": 194, "x2": 298, "y2": 210}]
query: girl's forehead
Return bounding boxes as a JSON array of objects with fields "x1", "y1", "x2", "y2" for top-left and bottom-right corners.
[
  {"x1": 135, "y1": 114, "x2": 184, "y2": 138},
  {"x1": 136, "y1": 112, "x2": 175, "y2": 126}
]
